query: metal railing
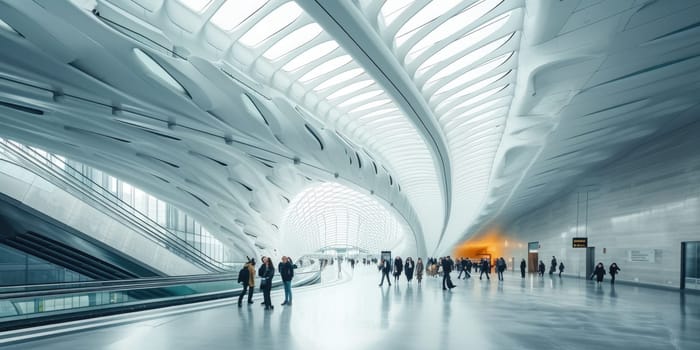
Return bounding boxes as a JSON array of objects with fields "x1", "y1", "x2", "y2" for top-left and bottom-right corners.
[
  {"x1": 0, "y1": 263, "x2": 321, "y2": 332},
  {"x1": 0, "y1": 139, "x2": 230, "y2": 272}
]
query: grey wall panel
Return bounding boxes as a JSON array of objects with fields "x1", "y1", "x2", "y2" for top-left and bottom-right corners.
[{"x1": 501, "y1": 121, "x2": 700, "y2": 288}]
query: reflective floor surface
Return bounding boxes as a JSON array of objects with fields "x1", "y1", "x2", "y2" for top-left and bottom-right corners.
[{"x1": 5, "y1": 266, "x2": 700, "y2": 350}]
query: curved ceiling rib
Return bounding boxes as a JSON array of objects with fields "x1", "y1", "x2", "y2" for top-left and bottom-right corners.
[
  {"x1": 298, "y1": 0, "x2": 453, "y2": 254},
  {"x1": 322, "y1": 0, "x2": 525, "y2": 254}
]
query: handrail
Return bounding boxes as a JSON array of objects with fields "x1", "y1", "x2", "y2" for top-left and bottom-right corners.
[
  {"x1": 0, "y1": 269, "x2": 321, "y2": 299},
  {"x1": 0, "y1": 140, "x2": 227, "y2": 271}
]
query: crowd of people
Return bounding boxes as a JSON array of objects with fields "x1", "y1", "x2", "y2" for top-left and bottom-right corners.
[
  {"x1": 377, "y1": 255, "x2": 623, "y2": 287},
  {"x1": 237, "y1": 255, "x2": 297, "y2": 310}
]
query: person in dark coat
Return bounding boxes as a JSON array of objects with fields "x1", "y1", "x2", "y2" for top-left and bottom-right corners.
[
  {"x1": 609, "y1": 262, "x2": 621, "y2": 284},
  {"x1": 416, "y1": 258, "x2": 424, "y2": 284},
  {"x1": 558, "y1": 262, "x2": 565, "y2": 277},
  {"x1": 549, "y1": 256, "x2": 557, "y2": 275},
  {"x1": 442, "y1": 256, "x2": 455, "y2": 290},
  {"x1": 520, "y1": 258, "x2": 526, "y2": 278},
  {"x1": 591, "y1": 262, "x2": 606, "y2": 283},
  {"x1": 393, "y1": 257, "x2": 403, "y2": 283},
  {"x1": 496, "y1": 257, "x2": 506, "y2": 281},
  {"x1": 378, "y1": 259, "x2": 392, "y2": 287},
  {"x1": 480, "y1": 258, "x2": 490, "y2": 280},
  {"x1": 538, "y1": 260, "x2": 545, "y2": 276},
  {"x1": 260, "y1": 257, "x2": 275, "y2": 310},
  {"x1": 404, "y1": 257, "x2": 415, "y2": 283},
  {"x1": 279, "y1": 256, "x2": 294, "y2": 306}
]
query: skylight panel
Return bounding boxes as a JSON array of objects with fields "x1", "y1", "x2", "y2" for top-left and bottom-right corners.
[
  {"x1": 447, "y1": 88, "x2": 506, "y2": 114},
  {"x1": 439, "y1": 70, "x2": 509, "y2": 103},
  {"x1": 133, "y1": 48, "x2": 187, "y2": 95},
  {"x1": 395, "y1": 0, "x2": 462, "y2": 47},
  {"x1": 380, "y1": 0, "x2": 416, "y2": 26},
  {"x1": 338, "y1": 90, "x2": 384, "y2": 108},
  {"x1": 283, "y1": 41, "x2": 339, "y2": 71},
  {"x1": 239, "y1": 1, "x2": 302, "y2": 47},
  {"x1": 263, "y1": 23, "x2": 323, "y2": 60},
  {"x1": 300, "y1": 55, "x2": 353, "y2": 82},
  {"x1": 406, "y1": 0, "x2": 503, "y2": 60},
  {"x1": 349, "y1": 99, "x2": 392, "y2": 113},
  {"x1": 416, "y1": 13, "x2": 511, "y2": 71},
  {"x1": 423, "y1": 34, "x2": 511, "y2": 85},
  {"x1": 178, "y1": 0, "x2": 212, "y2": 12},
  {"x1": 326, "y1": 80, "x2": 374, "y2": 100},
  {"x1": 434, "y1": 53, "x2": 512, "y2": 95},
  {"x1": 313, "y1": 68, "x2": 364, "y2": 91},
  {"x1": 210, "y1": 0, "x2": 268, "y2": 31}
]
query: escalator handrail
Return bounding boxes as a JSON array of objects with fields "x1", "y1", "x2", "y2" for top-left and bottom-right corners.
[
  {"x1": 0, "y1": 141, "x2": 226, "y2": 271},
  {"x1": 0, "y1": 268, "x2": 321, "y2": 299}
]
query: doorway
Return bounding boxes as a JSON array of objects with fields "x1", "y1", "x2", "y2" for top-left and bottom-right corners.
[
  {"x1": 528, "y1": 242, "x2": 538, "y2": 273},
  {"x1": 681, "y1": 242, "x2": 699, "y2": 290},
  {"x1": 586, "y1": 247, "x2": 595, "y2": 279}
]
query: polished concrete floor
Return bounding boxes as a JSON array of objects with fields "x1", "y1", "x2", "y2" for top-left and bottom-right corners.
[{"x1": 4, "y1": 266, "x2": 700, "y2": 350}]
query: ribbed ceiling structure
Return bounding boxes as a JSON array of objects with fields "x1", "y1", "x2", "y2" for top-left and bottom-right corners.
[{"x1": 1, "y1": 0, "x2": 699, "y2": 259}]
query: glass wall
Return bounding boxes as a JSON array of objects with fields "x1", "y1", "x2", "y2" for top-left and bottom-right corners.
[
  {"x1": 0, "y1": 139, "x2": 233, "y2": 265},
  {"x1": 0, "y1": 244, "x2": 91, "y2": 286}
]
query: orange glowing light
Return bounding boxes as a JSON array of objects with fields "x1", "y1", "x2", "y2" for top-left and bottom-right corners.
[{"x1": 453, "y1": 227, "x2": 507, "y2": 264}]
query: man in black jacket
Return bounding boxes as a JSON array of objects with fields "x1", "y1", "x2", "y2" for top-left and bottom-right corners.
[
  {"x1": 442, "y1": 256, "x2": 455, "y2": 290},
  {"x1": 279, "y1": 256, "x2": 294, "y2": 306},
  {"x1": 378, "y1": 259, "x2": 392, "y2": 286}
]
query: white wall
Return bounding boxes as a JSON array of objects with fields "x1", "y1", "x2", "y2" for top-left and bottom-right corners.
[{"x1": 502, "y1": 121, "x2": 700, "y2": 288}]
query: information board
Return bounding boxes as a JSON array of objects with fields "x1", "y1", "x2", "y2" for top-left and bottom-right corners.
[{"x1": 572, "y1": 237, "x2": 588, "y2": 248}]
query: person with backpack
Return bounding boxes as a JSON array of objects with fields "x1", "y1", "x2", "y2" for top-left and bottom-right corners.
[
  {"x1": 237, "y1": 258, "x2": 255, "y2": 307},
  {"x1": 496, "y1": 257, "x2": 506, "y2": 281}
]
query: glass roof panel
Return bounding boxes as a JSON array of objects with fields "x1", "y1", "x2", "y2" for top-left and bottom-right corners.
[
  {"x1": 326, "y1": 80, "x2": 374, "y2": 100},
  {"x1": 282, "y1": 40, "x2": 339, "y2": 71},
  {"x1": 446, "y1": 87, "x2": 506, "y2": 114},
  {"x1": 434, "y1": 52, "x2": 512, "y2": 95},
  {"x1": 338, "y1": 90, "x2": 384, "y2": 108},
  {"x1": 407, "y1": 0, "x2": 503, "y2": 60},
  {"x1": 263, "y1": 23, "x2": 323, "y2": 60},
  {"x1": 300, "y1": 55, "x2": 353, "y2": 82},
  {"x1": 416, "y1": 13, "x2": 511, "y2": 72},
  {"x1": 380, "y1": 0, "x2": 416, "y2": 26},
  {"x1": 313, "y1": 68, "x2": 364, "y2": 91},
  {"x1": 439, "y1": 70, "x2": 509, "y2": 103},
  {"x1": 210, "y1": 0, "x2": 268, "y2": 32},
  {"x1": 424, "y1": 34, "x2": 511, "y2": 85},
  {"x1": 178, "y1": 0, "x2": 211, "y2": 12},
  {"x1": 349, "y1": 99, "x2": 392, "y2": 113},
  {"x1": 395, "y1": 0, "x2": 462, "y2": 47},
  {"x1": 239, "y1": 1, "x2": 303, "y2": 47}
]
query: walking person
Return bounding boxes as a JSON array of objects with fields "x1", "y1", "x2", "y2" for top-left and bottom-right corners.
[
  {"x1": 260, "y1": 257, "x2": 275, "y2": 310},
  {"x1": 442, "y1": 256, "x2": 455, "y2": 290},
  {"x1": 416, "y1": 258, "x2": 424, "y2": 285},
  {"x1": 558, "y1": 262, "x2": 565, "y2": 277},
  {"x1": 404, "y1": 257, "x2": 415, "y2": 283},
  {"x1": 279, "y1": 256, "x2": 294, "y2": 306},
  {"x1": 520, "y1": 258, "x2": 526, "y2": 278},
  {"x1": 480, "y1": 258, "x2": 490, "y2": 280},
  {"x1": 609, "y1": 262, "x2": 621, "y2": 284},
  {"x1": 378, "y1": 259, "x2": 392, "y2": 286},
  {"x1": 591, "y1": 262, "x2": 606, "y2": 283},
  {"x1": 393, "y1": 256, "x2": 403, "y2": 283},
  {"x1": 538, "y1": 260, "x2": 545, "y2": 276},
  {"x1": 549, "y1": 256, "x2": 557, "y2": 275},
  {"x1": 237, "y1": 258, "x2": 256, "y2": 307},
  {"x1": 496, "y1": 257, "x2": 506, "y2": 281}
]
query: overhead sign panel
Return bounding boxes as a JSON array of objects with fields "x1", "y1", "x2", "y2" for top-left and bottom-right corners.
[{"x1": 572, "y1": 237, "x2": 588, "y2": 248}]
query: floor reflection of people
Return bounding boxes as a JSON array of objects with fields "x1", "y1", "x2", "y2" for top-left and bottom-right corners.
[{"x1": 380, "y1": 285, "x2": 390, "y2": 329}]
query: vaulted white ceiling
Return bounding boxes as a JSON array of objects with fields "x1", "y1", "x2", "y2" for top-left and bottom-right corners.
[{"x1": 0, "y1": 0, "x2": 698, "y2": 259}]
